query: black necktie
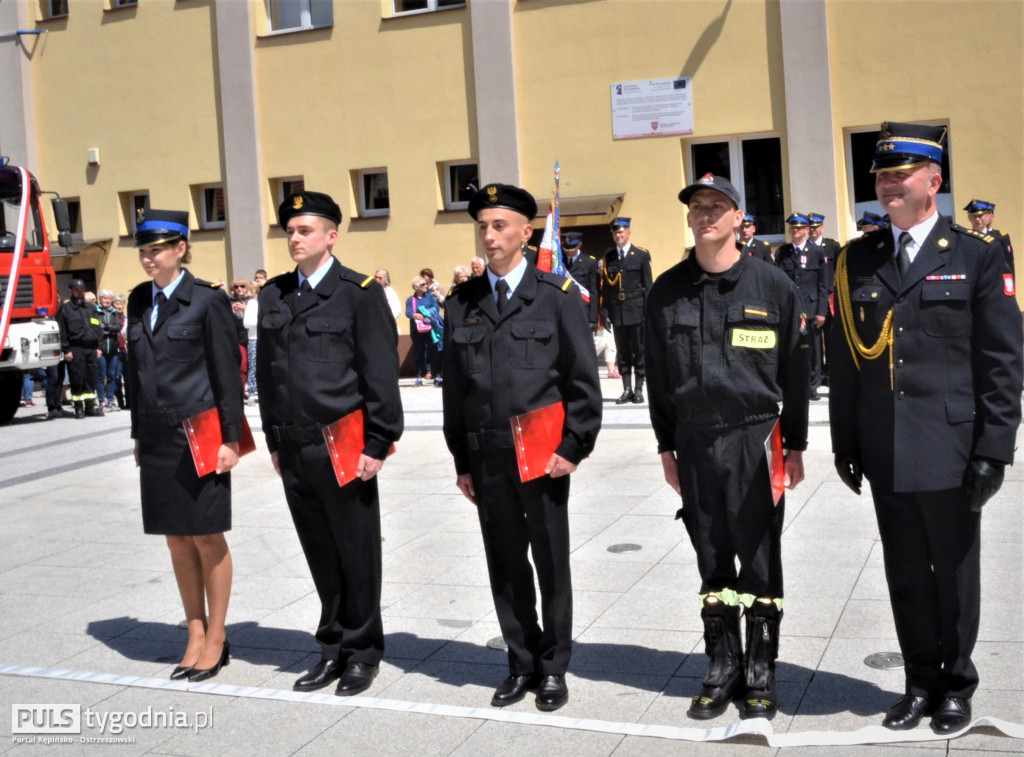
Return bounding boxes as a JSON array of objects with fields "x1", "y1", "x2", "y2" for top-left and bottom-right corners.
[
  {"x1": 896, "y1": 232, "x2": 912, "y2": 280},
  {"x1": 495, "y1": 279, "x2": 509, "y2": 314},
  {"x1": 299, "y1": 280, "x2": 312, "y2": 298}
]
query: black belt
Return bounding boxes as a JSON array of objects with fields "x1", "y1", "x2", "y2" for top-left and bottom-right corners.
[
  {"x1": 677, "y1": 409, "x2": 778, "y2": 434},
  {"x1": 467, "y1": 429, "x2": 515, "y2": 451},
  {"x1": 272, "y1": 424, "x2": 323, "y2": 444},
  {"x1": 617, "y1": 290, "x2": 644, "y2": 302},
  {"x1": 141, "y1": 402, "x2": 213, "y2": 427}
]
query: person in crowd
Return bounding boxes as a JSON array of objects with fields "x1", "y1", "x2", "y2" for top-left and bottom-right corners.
[
  {"x1": 963, "y1": 198, "x2": 1014, "y2": 274},
  {"x1": 257, "y1": 191, "x2": 403, "y2": 696},
  {"x1": 831, "y1": 122, "x2": 1023, "y2": 733},
  {"x1": 242, "y1": 282, "x2": 260, "y2": 403},
  {"x1": 470, "y1": 256, "x2": 486, "y2": 279},
  {"x1": 97, "y1": 290, "x2": 122, "y2": 410},
  {"x1": 253, "y1": 269, "x2": 268, "y2": 288},
  {"x1": 374, "y1": 269, "x2": 403, "y2": 335},
  {"x1": 854, "y1": 211, "x2": 886, "y2": 235},
  {"x1": 406, "y1": 275, "x2": 443, "y2": 386},
  {"x1": 20, "y1": 369, "x2": 41, "y2": 407},
  {"x1": 57, "y1": 279, "x2": 104, "y2": 418},
  {"x1": 738, "y1": 214, "x2": 775, "y2": 262},
  {"x1": 113, "y1": 293, "x2": 128, "y2": 409},
  {"x1": 448, "y1": 265, "x2": 470, "y2": 297},
  {"x1": 443, "y1": 183, "x2": 602, "y2": 712},
  {"x1": 124, "y1": 208, "x2": 242, "y2": 683},
  {"x1": 647, "y1": 174, "x2": 808, "y2": 721},
  {"x1": 420, "y1": 267, "x2": 445, "y2": 307}
]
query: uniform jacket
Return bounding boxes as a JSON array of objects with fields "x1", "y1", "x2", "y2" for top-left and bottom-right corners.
[
  {"x1": 565, "y1": 251, "x2": 600, "y2": 327},
  {"x1": 57, "y1": 299, "x2": 102, "y2": 351},
  {"x1": 739, "y1": 238, "x2": 775, "y2": 264},
  {"x1": 811, "y1": 236, "x2": 842, "y2": 293},
  {"x1": 645, "y1": 253, "x2": 808, "y2": 453},
  {"x1": 829, "y1": 219, "x2": 1023, "y2": 491},
  {"x1": 775, "y1": 242, "x2": 828, "y2": 318},
  {"x1": 990, "y1": 228, "x2": 1015, "y2": 275},
  {"x1": 124, "y1": 269, "x2": 243, "y2": 442},
  {"x1": 441, "y1": 263, "x2": 602, "y2": 475},
  {"x1": 600, "y1": 244, "x2": 653, "y2": 327},
  {"x1": 256, "y1": 257, "x2": 403, "y2": 458}
]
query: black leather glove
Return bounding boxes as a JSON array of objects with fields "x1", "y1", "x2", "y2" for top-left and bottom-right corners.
[
  {"x1": 835, "y1": 454, "x2": 862, "y2": 495},
  {"x1": 962, "y1": 458, "x2": 1004, "y2": 512}
]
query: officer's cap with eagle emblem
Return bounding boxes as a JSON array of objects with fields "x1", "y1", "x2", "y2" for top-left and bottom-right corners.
[
  {"x1": 870, "y1": 121, "x2": 946, "y2": 173},
  {"x1": 277, "y1": 191, "x2": 342, "y2": 228},
  {"x1": 134, "y1": 209, "x2": 190, "y2": 247}
]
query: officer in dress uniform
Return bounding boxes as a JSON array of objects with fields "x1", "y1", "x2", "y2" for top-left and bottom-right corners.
[
  {"x1": 257, "y1": 191, "x2": 404, "y2": 696},
  {"x1": 646, "y1": 175, "x2": 808, "y2": 721},
  {"x1": 563, "y1": 231, "x2": 600, "y2": 329},
  {"x1": 601, "y1": 217, "x2": 653, "y2": 403},
  {"x1": 831, "y1": 122, "x2": 1023, "y2": 733},
  {"x1": 57, "y1": 279, "x2": 104, "y2": 418},
  {"x1": 775, "y1": 213, "x2": 828, "y2": 399},
  {"x1": 963, "y1": 199, "x2": 1014, "y2": 274},
  {"x1": 808, "y1": 213, "x2": 842, "y2": 386},
  {"x1": 738, "y1": 214, "x2": 775, "y2": 263},
  {"x1": 855, "y1": 211, "x2": 886, "y2": 235},
  {"x1": 442, "y1": 184, "x2": 602, "y2": 713}
]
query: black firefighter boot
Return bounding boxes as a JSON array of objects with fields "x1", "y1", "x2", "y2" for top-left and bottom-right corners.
[
  {"x1": 84, "y1": 398, "x2": 104, "y2": 417},
  {"x1": 688, "y1": 595, "x2": 743, "y2": 720},
  {"x1": 740, "y1": 598, "x2": 782, "y2": 720},
  {"x1": 615, "y1": 373, "x2": 633, "y2": 404},
  {"x1": 632, "y1": 377, "x2": 645, "y2": 404},
  {"x1": 73, "y1": 400, "x2": 85, "y2": 419}
]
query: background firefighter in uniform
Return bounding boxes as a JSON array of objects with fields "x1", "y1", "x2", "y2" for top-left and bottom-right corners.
[
  {"x1": 57, "y1": 279, "x2": 104, "y2": 418},
  {"x1": 646, "y1": 174, "x2": 809, "y2": 721},
  {"x1": 601, "y1": 217, "x2": 653, "y2": 403}
]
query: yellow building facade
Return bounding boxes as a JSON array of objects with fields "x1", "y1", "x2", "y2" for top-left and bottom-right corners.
[{"x1": 1, "y1": 0, "x2": 1019, "y2": 317}]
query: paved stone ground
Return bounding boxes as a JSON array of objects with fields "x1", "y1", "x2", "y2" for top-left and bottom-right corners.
[{"x1": 0, "y1": 378, "x2": 1021, "y2": 755}]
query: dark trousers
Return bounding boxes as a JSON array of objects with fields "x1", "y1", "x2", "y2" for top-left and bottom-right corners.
[
  {"x1": 278, "y1": 438, "x2": 384, "y2": 666},
  {"x1": 469, "y1": 441, "x2": 572, "y2": 676},
  {"x1": 66, "y1": 345, "x2": 98, "y2": 400},
  {"x1": 869, "y1": 483, "x2": 981, "y2": 700},
  {"x1": 613, "y1": 322, "x2": 645, "y2": 379},
  {"x1": 808, "y1": 322, "x2": 822, "y2": 392},
  {"x1": 410, "y1": 330, "x2": 440, "y2": 378},
  {"x1": 45, "y1": 361, "x2": 66, "y2": 410},
  {"x1": 674, "y1": 418, "x2": 784, "y2": 599}
]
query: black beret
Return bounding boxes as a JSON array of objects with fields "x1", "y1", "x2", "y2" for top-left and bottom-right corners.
[
  {"x1": 134, "y1": 209, "x2": 190, "y2": 247},
  {"x1": 278, "y1": 191, "x2": 342, "y2": 228},
  {"x1": 467, "y1": 183, "x2": 537, "y2": 221}
]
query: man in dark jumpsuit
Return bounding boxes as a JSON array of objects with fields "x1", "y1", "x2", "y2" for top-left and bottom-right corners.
[
  {"x1": 257, "y1": 191, "x2": 403, "y2": 696},
  {"x1": 831, "y1": 122, "x2": 1022, "y2": 733},
  {"x1": 600, "y1": 217, "x2": 653, "y2": 404},
  {"x1": 442, "y1": 184, "x2": 602, "y2": 712},
  {"x1": 646, "y1": 174, "x2": 808, "y2": 721},
  {"x1": 775, "y1": 213, "x2": 828, "y2": 399},
  {"x1": 57, "y1": 279, "x2": 104, "y2": 418}
]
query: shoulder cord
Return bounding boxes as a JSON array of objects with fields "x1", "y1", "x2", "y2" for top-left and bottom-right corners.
[
  {"x1": 835, "y1": 250, "x2": 895, "y2": 389},
  {"x1": 603, "y1": 265, "x2": 621, "y2": 288}
]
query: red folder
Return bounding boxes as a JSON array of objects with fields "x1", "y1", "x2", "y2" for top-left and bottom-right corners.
[
  {"x1": 510, "y1": 401, "x2": 566, "y2": 483},
  {"x1": 183, "y1": 408, "x2": 256, "y2": 477},
  {"x1": 322, "y1": 408, "x2": 397, "y2": 488},
  {"x1": 764, "y1": 418, "x2": 785, "y2": 506}
]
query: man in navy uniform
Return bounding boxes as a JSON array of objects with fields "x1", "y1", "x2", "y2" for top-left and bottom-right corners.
[
  {"x1": 257, "y1": 191, "x2": 404, "y2": 696},
  {"x1": 808, "y1": 212, "x2": 841, "y2": 386},
  {"x1": 738, "y1": 214, "x2": 774, "y2": 263},
  {"x1": 442, "y1": 183, "x2": 601, "y2": 712},
  {"x1": 775, "y1": 213, "x2": 828, "y2": 399},
  {"x1": 963, "y1": 198, "x2": 1014, "y2": 274},
  {"x1": 646, "y1": 174, "x2": 808, "y2": 721},
  {"x1": 600, "y1": 217, "x2": 653, "y2": 403},
  {"x1": 562, "y1": 231, "x2": 599, "y2": 329},
  {"x1": 831, "y1": 122, "x2": 1023, "y2": 733}
]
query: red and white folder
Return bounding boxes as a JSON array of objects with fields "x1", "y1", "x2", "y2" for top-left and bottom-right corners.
[
  {"x1": 510, "y1": 401, "x2": 566, "y2": 483},
  {"x1": 183, "y1": 408, "x2": 256, "y2": 477}
]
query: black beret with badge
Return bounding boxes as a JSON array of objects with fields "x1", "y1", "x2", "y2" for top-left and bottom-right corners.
[
  {"x1": 278, "y1": 191, "x2": 343, "y2": 228},
  {"x1": 467, "y1": 183, "x2": 538, "y2": 221}
]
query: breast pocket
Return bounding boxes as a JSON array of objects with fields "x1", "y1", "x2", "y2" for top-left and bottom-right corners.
[
  {"x1": 508, "y1": 320, "x2": 554, "y2": 369},
  {"x1": 166, "y1": 323, "x2": 202, "y2": 363},
  {"x1": 452, "y1": 324, "x2": 488, "y2": 374},
  {"x1": 920, "y1": 280, "x2": 970, "y2": 337},
  {"x1": 726, "y1": 304, "x2": 779, "y2": 365},
  {"x1": 127, "y1": 319, "x2": 144, "y2": 347},
  {"x1": 667, "y1": 304, "x2": 700, "y2": 365},
  {"x1": 305, "y1": 316, "x2": 350, "y2": 362},
  {"x1": 850, "y1": 285, "x2": 886, "y2": 329}
]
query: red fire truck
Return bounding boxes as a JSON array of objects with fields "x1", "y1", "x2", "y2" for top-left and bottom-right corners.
[{"x1": 0, "y1": 157, "x2": 73, "y2": 424}]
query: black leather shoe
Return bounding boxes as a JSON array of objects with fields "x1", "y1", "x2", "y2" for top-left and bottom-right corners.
[
  {"x1": 188, "y1": 640, "x2": 230, "y2": 683},
  {"x1": 294, "y1": 659, "x2": 343, "y2": 692},
  {"x1": 615, "y1": 391, "x2": 634, "y2": 404},
  {"x1": 334, "y1": 662, "x2": 378, "y2": 696},
  {"x1": 535, "y1": 674, "x2": 569, "y2": 712},
  {"x1": 490, "y1": 674, "x2": 538, "y2": 707},
  {"x1": 169, "y1": 664, "x2": 194, "y2": 681},
  {"x1": 930, "y1": 696, "x2": 971, "y2": 734},
  {"x1": 631, "y1": 390, "x2": 644, "y2": 404},
  {"x1": 882, "y1": 694, "x2": 931, "y2": 730}
]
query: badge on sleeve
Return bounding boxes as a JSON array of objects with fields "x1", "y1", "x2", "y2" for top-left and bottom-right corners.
[{"x1": 1004, "y1": 274, "x2": 1016, "y2": 297}]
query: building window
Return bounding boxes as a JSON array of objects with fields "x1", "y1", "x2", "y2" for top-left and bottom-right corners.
[
  {"x1": 198, "y1": 185, "x2": 226, "y2": 230},
  {"x1": 687, "y1": 134, "x2": 784, "y2": 239},
  {"x1": 65, "y1": 198, "x2": 82, "y2": 239},
  {"x1": 275, "y1": 177, "x2": 305, "y2": 205},
  {"x1": 267, "y1": 0, "x2": 332, "y2": 32},
  {"x1": 119, "y1": 191, "x2": 149, "y2": 235},
  {"x1": 845, "y1": 123, "x2": 953, "y2": 221},
  {"x1": 393, "y1": 0, "x2": 465, "y2": 15},
  {"x1": 442, "y1": 160, "x2": 478, "y2": 211},
  {"x1": 43, "y1": 0, "x2": 69, "y2": 19},
  {"x1": 357, "y1": 169, "x2": 390, "y2": 218},
  {"x1": 114, "y1": 0, "x2": 137, "y2": 6}
]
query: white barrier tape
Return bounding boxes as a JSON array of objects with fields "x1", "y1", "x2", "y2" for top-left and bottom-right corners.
[{"x1": 2, "y1": 663, "x2": 1021, "y2": 746}]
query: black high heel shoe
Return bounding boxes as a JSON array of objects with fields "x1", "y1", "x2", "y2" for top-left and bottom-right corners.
[
  {"x1": 169, "y1": 664, "x2": 195, "y2": 681},
  {"x1": 188, "y1": 640, "x2": 230, "y2": 683}
]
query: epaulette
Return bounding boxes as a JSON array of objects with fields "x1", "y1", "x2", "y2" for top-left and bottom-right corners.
[
  {"x1": 193, "y1": 278, "x2": 222, "y2": 289},
  {"x1": 631, "y1": 245, "x2": 651, "y2": 254},
  {"x1": 587, "y1": 254, "x2": 597, "y2": 260},
  {"x1": 338, "y1": 267, "x2": 376, "y2": 289},
  {"x1": 538, "y1": 271, "x2": 572, "y2": 292},
  {"x1": 264, "y1": 271, "x2": 289, "y2": 287},
  {"x1": 954, "y1": 224, "x2": 994, "y2": 244}
]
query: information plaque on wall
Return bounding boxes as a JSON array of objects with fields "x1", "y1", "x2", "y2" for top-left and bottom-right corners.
[{"x1": 610, "y1": 76, "x2": 693, "y2": 140}]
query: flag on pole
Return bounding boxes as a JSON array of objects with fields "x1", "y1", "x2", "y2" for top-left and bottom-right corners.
[{"x1": 536, "y1": 161, "x2": 590, "y2": 302}]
